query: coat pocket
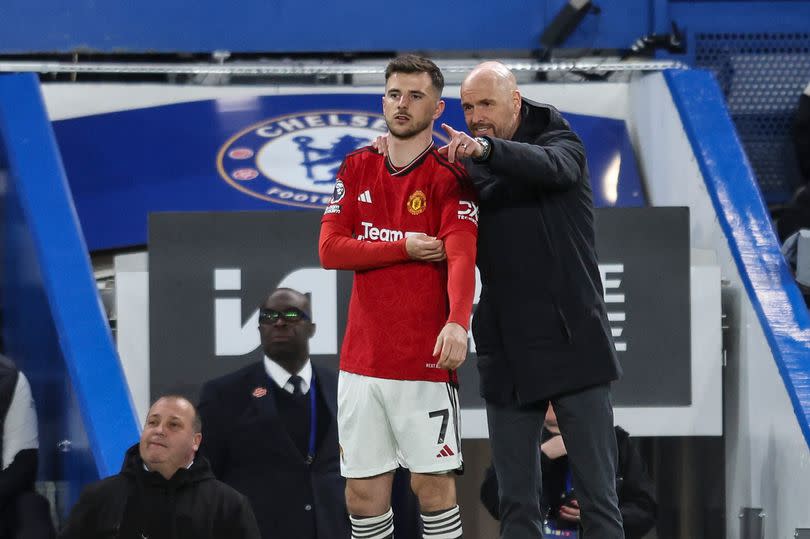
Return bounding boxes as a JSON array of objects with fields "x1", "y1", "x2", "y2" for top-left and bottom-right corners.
[
  {"x1": 522, "y1": 301, "x2": 571, "y2": 346},
  {"x1": 476, "y1": 353, "x2": 514, "y2": 403},
  {"x1": 471, "y1": 300, "x2": 499, "y2": 354}
]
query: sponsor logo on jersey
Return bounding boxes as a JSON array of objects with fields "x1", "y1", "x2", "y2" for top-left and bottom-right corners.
[
  {"x1": 457, "y1": 200, "x2": 479, "y2": 225},
  {"x1": 217, "y1": 111, "x2": 388, "y2": 208},
  {"x1": 357, "y1": 221, "x2": 421, "y2": 242},
  {"x1": 407, "y1": 190, "x2": 427, "y2": 215}
]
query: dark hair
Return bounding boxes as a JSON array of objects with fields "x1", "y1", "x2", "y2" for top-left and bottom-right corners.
[
  {"x1": 385, "y1": 55, "x2": 444, "y2": 95},
  {"x1": 151, "y1": 395, "x2": 202, "y2": 433}
]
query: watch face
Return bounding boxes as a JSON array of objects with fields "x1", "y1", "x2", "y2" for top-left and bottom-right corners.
[{"x1": 474, "y1": 137, "x2": 490, "y2": 160}]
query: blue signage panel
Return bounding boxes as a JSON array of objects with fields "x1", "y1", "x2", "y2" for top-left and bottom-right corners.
[{"x1": 52, "y1": 93, "x2": 645, "y2": 251}]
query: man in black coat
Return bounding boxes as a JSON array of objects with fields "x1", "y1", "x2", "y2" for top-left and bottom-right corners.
[
  {"x1": 480, "y1": 405, "x2": 657, "y2": 539},
  {"x1": 197, "y1": 288, "x2": 350, "y2": 539},
  {"x1": 440, "y1": 61, "x2": 624, "y2": 538},
  {"x1": 60, "y1": 395, "x2": 259, "y2": 539}
]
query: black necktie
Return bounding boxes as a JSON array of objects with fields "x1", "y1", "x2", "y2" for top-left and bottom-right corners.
[{"x1": 289, "y1": 375, "x2": 304, "y2": 395}]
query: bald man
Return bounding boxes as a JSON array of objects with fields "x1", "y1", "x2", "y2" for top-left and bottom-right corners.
[
  {"x1": 60, "y1": 396, "x2": 259, "y2": 539},
  {"x1": 440, "y1": 62, "x2": 625, "y2": 538}
]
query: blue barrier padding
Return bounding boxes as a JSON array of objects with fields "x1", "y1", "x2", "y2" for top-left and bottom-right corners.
[
  {"x1": 664, "y1": 69, "x2": 810, "y2": 447},
  {"x1": 0, "y1": 73, "x2": 139, "y2": 477}
]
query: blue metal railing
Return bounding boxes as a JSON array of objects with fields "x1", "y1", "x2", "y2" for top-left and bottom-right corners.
[{"x1": 0, "y1": 73, "x2": 139, "y2": 513}]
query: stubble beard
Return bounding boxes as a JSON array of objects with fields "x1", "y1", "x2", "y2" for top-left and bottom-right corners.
[{"x1": 386, "y1": 116, "x2": 433, "y2": 141}]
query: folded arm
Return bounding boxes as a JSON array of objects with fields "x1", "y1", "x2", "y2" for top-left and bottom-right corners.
[
  {"x1": 319, "y1": 221, "x2": 447, "y2": 271},
  {"x1": 319, "y1": 220, "x2": 409, "y2": 271}
]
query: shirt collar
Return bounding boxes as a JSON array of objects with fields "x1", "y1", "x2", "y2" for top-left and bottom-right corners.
[
  {"x1": 143, "y1": 459, "x2": 194, "y2": 473},
  {"x1": 263, "y1": 356, "x2": 312, "y2": 394}
]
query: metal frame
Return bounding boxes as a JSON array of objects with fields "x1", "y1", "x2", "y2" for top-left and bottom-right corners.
[{"x1": 0, "y1": 59, "x2": 685, "y2": 76}]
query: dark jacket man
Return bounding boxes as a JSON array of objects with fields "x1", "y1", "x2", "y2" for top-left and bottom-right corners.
[
  {"x1": 198, "y1": 361, "x2": 347, "y2": 539},
  {"x1": 197, "y1": 288, "x2": 349, "y2": 539},
  {"x1": 60, "y1": 443, "x2": 258, "y2": 539},
  {"x1": 442, "y1": 62, "x2": 624, "y2": 538},
  {"x1": 468, "y1": 98, "x2": 622, "y2": 405}
]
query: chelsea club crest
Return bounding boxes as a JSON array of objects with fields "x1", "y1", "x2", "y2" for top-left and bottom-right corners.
[{"x1": 217, "y1": 111, "x2": 389, "y2": 209}]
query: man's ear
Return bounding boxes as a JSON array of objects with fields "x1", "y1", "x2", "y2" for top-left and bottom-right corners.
[
  {"x1": 307, "y1": 322, "x2": 317, "y2": 339},
  {"x1": 512, "y1": 89, "x2": 522, "y2": 115},
  {"x1": 433, "y1": 99, "x2": 446, "y2": 120},
  {"x1": 192, "y1": 432, "x2": 202, "y2": 452}
]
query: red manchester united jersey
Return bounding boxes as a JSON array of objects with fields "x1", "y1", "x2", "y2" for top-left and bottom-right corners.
[{"x1": 321, "y1": 143, "x2": 479, "y2": 382}]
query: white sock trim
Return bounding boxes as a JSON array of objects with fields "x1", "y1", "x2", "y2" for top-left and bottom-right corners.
[
  {"x1": 350, "y1": 507, "x2": 394, "y2": 539},
  {"x1": 421, "y1": 505, "x2": 462, "y2": 538}
]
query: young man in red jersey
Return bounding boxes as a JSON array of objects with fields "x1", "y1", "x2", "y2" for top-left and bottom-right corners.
[{"x1": 319, "y1": 55, "x2": 478, "y2": 539}]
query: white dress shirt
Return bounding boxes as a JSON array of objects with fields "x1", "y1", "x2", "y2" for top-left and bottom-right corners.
[{"x1": 263, "y1": 356, "x2": 312, "y2": 394}]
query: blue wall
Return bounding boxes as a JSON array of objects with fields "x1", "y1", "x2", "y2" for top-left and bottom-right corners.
[
  {"x1": 0, "y1": 0, "x2": 658, "y2": 53},
  {"x1": 2, "y1": 1, "x2": 809, "y2": 55},
  {"x1": 6, "y1": 0, "x2": 810, "y2": 54}
]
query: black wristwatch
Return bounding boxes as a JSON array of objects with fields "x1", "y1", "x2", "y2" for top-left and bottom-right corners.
[{"x1": 473, "y1": 136, "x2": 492, "y2": 162}]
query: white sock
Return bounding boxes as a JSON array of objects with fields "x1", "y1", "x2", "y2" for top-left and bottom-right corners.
[
  {"x1": 350, "y1": 507, "x2": 394, "y2": 539},
  {"x1": 421, "y1": 505, "x2": 462, "y2": 538}
]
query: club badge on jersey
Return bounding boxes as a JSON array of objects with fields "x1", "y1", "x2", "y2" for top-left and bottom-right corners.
[{"x1": 407, "y1": 190, "x2": 427, "y2": 215}]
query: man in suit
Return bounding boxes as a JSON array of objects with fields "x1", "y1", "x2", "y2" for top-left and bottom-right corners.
[
  {"x1": 197, "y1": 288, "x2": 348, "y2": 539},
  {"x1": 439, "y1": 62, "x2": 624, "y2": 538}
]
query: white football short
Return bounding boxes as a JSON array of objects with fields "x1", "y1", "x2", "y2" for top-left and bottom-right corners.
[{"x1": 337, "y1": 371, "x2": 463, "y2": 478}]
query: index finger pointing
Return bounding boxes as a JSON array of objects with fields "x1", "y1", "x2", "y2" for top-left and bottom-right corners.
[{"x1": 441, "y1": 123, "x2": 459, "y2": 138}]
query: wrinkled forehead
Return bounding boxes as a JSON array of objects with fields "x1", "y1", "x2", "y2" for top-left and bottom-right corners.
[{"x1": 148, "y1": 398, "x2": 192, "y2": 422}]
